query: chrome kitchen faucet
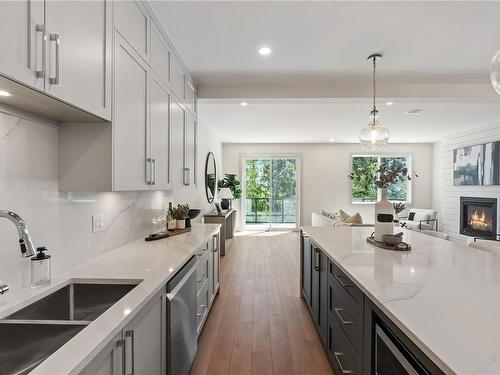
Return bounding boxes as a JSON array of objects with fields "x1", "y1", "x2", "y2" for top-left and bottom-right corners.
[{"x1": 0, "y1": 210, "x2": 36, "y2": 258}]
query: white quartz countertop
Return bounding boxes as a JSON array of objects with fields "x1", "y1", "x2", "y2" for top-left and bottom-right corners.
[
  {"x1": 302, "y1": 226, "x2": 500, "y2": 375},
  {"x1": 0, "y1": 224, "x2": 220, "y2": 375}
]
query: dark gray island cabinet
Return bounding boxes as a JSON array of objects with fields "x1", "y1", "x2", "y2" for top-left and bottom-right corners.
[{"x1": 300, "y1": 230, "x2": 445, "y2": 375}]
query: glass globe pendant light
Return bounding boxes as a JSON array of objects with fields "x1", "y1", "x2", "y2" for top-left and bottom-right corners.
[
  {"x1": 491, "y1": 49, "x2": 500, "y2": 95},
  {"x1": 359, "y1": 53, "x2": 390, "y2": 150}
]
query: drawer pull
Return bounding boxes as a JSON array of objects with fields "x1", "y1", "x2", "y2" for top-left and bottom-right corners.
[
  {"x1": 333, "y1": 352, "x2": 353, "y2": 374},
  {"x1": 197, "y1": 304, "x2": 206, "y2": 317},
  {"x1": 334, "y1": 308, "x2": 353, "y2": 325},
  {"x1": 334, "y1": 274, "x2": 352, "y2": 288}
]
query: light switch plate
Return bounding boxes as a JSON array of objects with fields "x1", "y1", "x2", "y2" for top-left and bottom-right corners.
[{"x1": 92, "y1": 214, "x2": 105, "y2": 233}]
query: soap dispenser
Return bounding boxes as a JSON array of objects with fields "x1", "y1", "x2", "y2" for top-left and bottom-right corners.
[{"x1": 31, "y1": 247, "x2": 51, "y2": 287}]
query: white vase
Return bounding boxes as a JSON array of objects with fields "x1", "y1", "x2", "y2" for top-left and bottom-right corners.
[
  {"x1": 374, "y1": 188, "x2": 394, "y2": 242},
  {"x1": 176, "y1": 219, "x2": 186, "y2": 229}
]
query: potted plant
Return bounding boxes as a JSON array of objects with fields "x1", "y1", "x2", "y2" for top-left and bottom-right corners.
[
  {"x1": 170, "y1": 203, "x2": 190, "y2": 229},
  {"x1": 217, "y1": 174, "x2": 241, "y2": 209},
  {"x1": 349, "y1": 160, "x2": 417, "y2": 241}
]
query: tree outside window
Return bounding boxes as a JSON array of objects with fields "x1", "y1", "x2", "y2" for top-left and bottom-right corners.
[{"x1": 351, "y1": 155, "x2": 411, "y2": 203}]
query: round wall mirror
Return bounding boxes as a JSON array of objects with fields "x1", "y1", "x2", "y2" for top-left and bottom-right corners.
[{"x1": 205, "y1": 152, "x2": 217, "y2": 203}]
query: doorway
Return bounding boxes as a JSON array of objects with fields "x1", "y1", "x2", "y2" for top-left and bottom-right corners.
[{"x1": 242, "y1": 156, "x2": 300, "y2": 230}]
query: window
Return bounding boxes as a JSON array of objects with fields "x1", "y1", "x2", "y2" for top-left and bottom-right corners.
[{"x1": 351, "y1": 155, "x2": 411, "y2": 204}]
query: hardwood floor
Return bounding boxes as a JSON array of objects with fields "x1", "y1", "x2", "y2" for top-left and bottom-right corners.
[{"x1": 190, "y1": 231, "x2": 334, "y2": 375}]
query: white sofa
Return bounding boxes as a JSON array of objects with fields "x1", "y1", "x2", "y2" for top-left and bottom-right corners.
[
  {"x1": 311, "y1": 212, "x2": 373, "y2": 227},
  {"x1": 399, "y1": 209, "x2": 438, "y2": 231}
]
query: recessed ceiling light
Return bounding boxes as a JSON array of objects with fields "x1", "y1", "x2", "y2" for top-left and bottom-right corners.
[
  {"x1": 0, "y1": 90, "x2": 12, "y2": 97},
  {"x1": 406, "y1": 109, "x2": 422, "y2": 116},
  {"x1": 258, "y1": 46, "x2": 272, "y2": 56},
  {"x1": 386, "y1": 101, "x2": 394, "y2": 106},
  {"x1": 329, "y1": 138, "x2": 335, "y2": 142},
  {"x1": 240, "y1": 101, "x2": 248, "y2": 106}
]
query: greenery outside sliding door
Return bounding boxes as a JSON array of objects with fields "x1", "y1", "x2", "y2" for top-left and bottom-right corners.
[{"x1": 243, "y1": 157, "x2": 299, "y2": 229}]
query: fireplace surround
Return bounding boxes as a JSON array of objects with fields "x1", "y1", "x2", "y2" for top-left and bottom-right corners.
[{"x1": 460, "y1": 197, "x2": 498, "y2": 239}]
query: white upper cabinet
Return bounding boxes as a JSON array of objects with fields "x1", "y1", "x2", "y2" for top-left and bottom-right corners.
[
  {"x1": 150, "y1": 76, "x2": 171, "y2": 190},
  {"x1": 150, "y1": 21, "x2": 171, "y2": 87},
  {"x1": 171, "y1": 54, "x2": 186, "y2": 101},
  {"x1": 0, "y1": 0, "x2": 45, "y2": 90},
  {"x1": 184, "y1": 111, "x2": 197, "y2": 187},
  {"x1": 185, "y1": 77, "x2": 197, "y2": 116},
  {"x1": 44, "y1": 0, "x2": 112, "y2": 120},
  {"x1": 170, "y1": 98, "x2": 186, "y2": 188},
  {"x1": 113, "y1": 32, "x2": 150, "y2": 191},
  {"x1": 114, "y1": 1, "x2": 150, "y2": 61}
]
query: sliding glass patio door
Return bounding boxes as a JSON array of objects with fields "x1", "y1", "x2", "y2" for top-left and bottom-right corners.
[{"x1": 242, "y1": 156, "x2": 299, "y2": 230}]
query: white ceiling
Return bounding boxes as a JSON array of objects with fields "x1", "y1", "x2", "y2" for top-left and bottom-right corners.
[
  {"x1": 199, "y1": 99, "x2": 500, "y2": 143},
  {"x1": 152, "y1": 1, "x2": 500, "y2": 87},
  {"x1": 151, "y1": 1, "x2": 500, "y2": 143}
]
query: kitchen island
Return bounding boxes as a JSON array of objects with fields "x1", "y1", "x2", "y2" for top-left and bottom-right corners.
[
  {"x1": 0, "y1": 224, "x2": 220, "y2": 375},
  {"x1": 301, "y1": 226, "x2": 500, "y2": 375}
]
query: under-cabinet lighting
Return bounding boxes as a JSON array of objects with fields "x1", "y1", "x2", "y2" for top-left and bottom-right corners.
[{"x1": 0, "y1": 90, "x2": 12, "y2": 97}]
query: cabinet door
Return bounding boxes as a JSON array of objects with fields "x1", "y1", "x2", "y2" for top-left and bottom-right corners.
[
  {"x1": 44, "y1": 0, "x2": 112, "y2": 120},
  {"x1": 213, "y1": 233, "x2": 220, "y2": 296},
  {"x1": 208, "y1": 240, "x2": 214, "y2": 304},
  {"x1": 113, "y1": 32, "x2": 150, "y2": 191},
  {"x1": 150, "y1": 76, "x2": 171, "y2": 190},
  {"x1": 114, "y1": 0, "x2": 149, "y2": 61},
  {"x1": 124, "y1": 294, "x2": 165, "y2": 375},
  {"x1": 80, "y1": 333, "x2": 125, "y2": 375},
  {"x1": 0, "y1": 0, "x2": 44, "y2": 90},
  {"x1": 170, "y1": 98, "x2": 186, "y2": 188},
  {"x1": 185, "y1": 78, "x2": 196, "y2": 115},
  {"x1": 184, "y1": 112, "x2": 196, "y2": 187},
  {"x1": 318, "y1": 251, "x2": 328, "y2": 347},
  {"x1": 150, "y1": 21, "x2": 170, "y2": 87},
  {"x1": 171, "y1": 55, "x2": 185, "y2": 101},
  {"x1": 302, "y1": 235, "x2": 312, "y2": 305}
]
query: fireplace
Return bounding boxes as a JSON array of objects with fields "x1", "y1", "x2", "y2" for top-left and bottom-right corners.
[{"x1": 460, "y1": 197, "x2": 497, "y2": 239}]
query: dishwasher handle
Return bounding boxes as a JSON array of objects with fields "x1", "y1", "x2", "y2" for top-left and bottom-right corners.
[{"x1": 167, "y1": 261, "x2": 197, "y2": 300}]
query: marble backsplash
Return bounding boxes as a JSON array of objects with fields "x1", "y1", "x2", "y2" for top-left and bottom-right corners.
[{"x1": 0, "y1": 107, "x2": 220, "y2": 290}]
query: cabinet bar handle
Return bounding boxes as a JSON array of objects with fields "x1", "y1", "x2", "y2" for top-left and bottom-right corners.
[
  {"x1": 35, "y1": 24, "x2": 46, "y2": 78},
  {"x1": 125, "y1": 330, "x2": 135, "y2": 375},
  {"x1": 146, "y1": 158, "x2": 153, "y2": 185},
  {"x1": 152, "y1": 158, "x2": 157, "y2": 185},
  {"x1": 212, "y1": 234, "x2": 217, "y2": 252},
  {"x1": 334, "y1": 308, "x2": 353, "y2": 325},
  {"x1": 116, "y1": 339, "x2": 126, "y2": 375},
  {"x1": 197, "y1": 304, "x2": 206, "y2": 317},
  {"x1": 314, "y1": 249, "x2": 320, "y2": 271},
  {"x1": 333, "y1": 352, "x2": 353, "y2": 374},
  {"x1": 334, "y1": 274, "x2": 352, "y2": 288},
  {"x1": 49, "y1": 33, "x2": 60, "y2": 84}
]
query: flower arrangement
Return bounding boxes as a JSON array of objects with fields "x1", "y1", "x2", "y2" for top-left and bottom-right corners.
[
  {"x1": 393, "y1": 202, "x2": 406, "y2": 215},
  {"x1": 348, "y1": 159, "x2": 417, "y2": 188}
]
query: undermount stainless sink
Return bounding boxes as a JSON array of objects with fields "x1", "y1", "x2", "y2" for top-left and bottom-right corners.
[
  {"x1": 5, "y1": 281, "x2": 139, "y2": 321},
  {"x1": 0, "y1": 321, "x2": 86, "y2": 375},
  {"x1": 0, "y1": 281, "x2": 140, "y2": 374}
]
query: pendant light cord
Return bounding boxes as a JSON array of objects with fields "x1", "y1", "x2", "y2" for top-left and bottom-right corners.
[{"x1": 372, "y1": 55, "x2": 377, "y2": 115}]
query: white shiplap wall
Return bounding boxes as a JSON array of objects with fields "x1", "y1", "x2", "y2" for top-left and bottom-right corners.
[{"x1": 433, "y1": 122, "x2": 500, "y2": 243}]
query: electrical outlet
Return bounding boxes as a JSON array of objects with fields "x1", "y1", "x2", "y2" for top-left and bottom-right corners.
[{"x1": 92, "y1": 214, "x2": 105, "y2": 233}]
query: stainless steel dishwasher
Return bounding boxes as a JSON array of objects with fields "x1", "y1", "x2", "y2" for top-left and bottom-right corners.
[{"x1": 166, "y1": 255, "x2": 198, "y2": 375}]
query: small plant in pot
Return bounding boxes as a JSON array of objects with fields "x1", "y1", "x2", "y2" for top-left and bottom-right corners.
[
  {"x1": 171, "y1": 203, "x2": 190, "y2": 229},
  {"x1": 217, "y1": 174, "x2": 241, "y2": 209}
]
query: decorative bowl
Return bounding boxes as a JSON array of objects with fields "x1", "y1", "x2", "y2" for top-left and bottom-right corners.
[
  {"x1": 382, "y1": 234, "x2": 403, "y2": 245},
  {"x1": 188, "y1": 209, "x2": 202, "y2": 219}
]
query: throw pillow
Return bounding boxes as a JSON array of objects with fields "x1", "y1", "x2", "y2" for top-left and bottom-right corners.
[
  {"x1": 408, "y1": 212, "x2": 416, "y2": 221},
  {"x1": 321, "y1": 209, "x2": 337, "y2": 219},
  {"x1": 339, "y1": 209, "x2": 351, "y2": 221},
  {"x1": 343, "y1": 212, "x2": 363, "y2": 224}
]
